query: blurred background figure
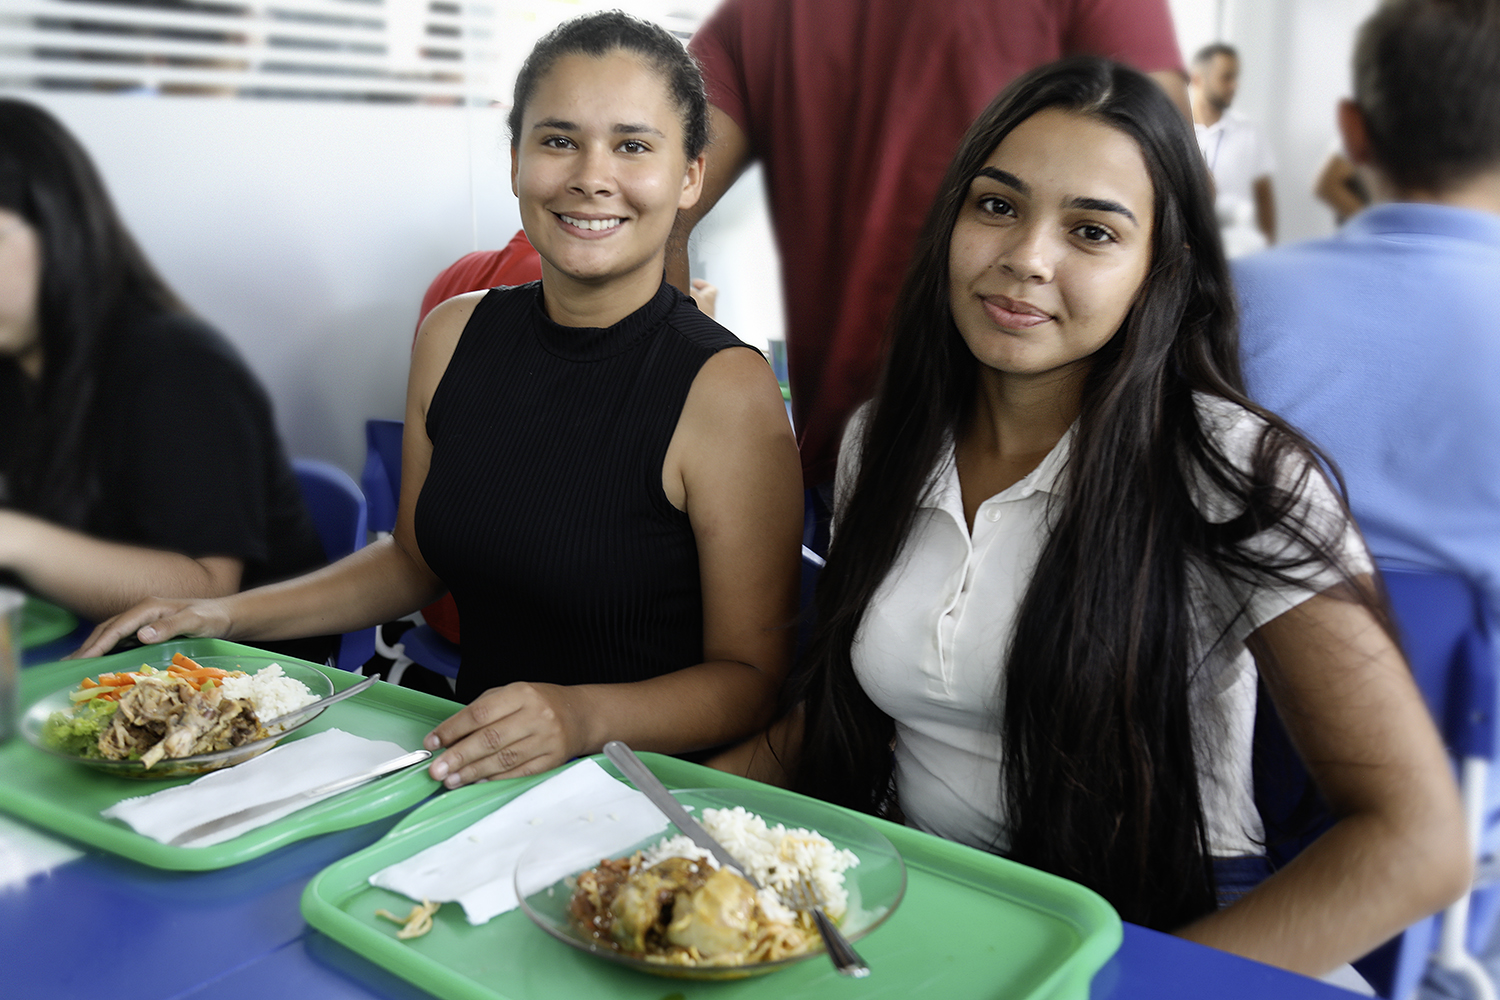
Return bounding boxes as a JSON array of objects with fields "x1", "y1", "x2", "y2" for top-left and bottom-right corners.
[
  {"x1": 1237, "y1": 0, "x2": 1500, "y2": 640},
  {"x1": 1191, "y1": 42, "x2": 1277, "y2": 256},
  {"x1": 669, "y1": 0, "x2": 1188, "y2": 551},
  {"x1": 0, "y1": 97, "x2": 328, "y2": 655},
  {"x1": 1313, "y1": 145, "x2": 1371, "y2": 225}
]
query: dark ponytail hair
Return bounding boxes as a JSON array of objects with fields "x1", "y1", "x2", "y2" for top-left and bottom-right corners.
[
  {"x1": 0, "y1": 98, "x2": 184, "y2": 528},
  {"x1": 793, "y1": 57, "x2": 1380, "y2": 931},
  {"x1": 507, "y1": 10, "x2": 709, "y2": 161}
]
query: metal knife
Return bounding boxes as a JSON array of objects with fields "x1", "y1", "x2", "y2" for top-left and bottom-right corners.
[
  {"x1": 167, "y1": 748, "x2": 432, "y2": 847},
  {"x1": 602, "y1": 740, "x2": 761, "y2": 888}
]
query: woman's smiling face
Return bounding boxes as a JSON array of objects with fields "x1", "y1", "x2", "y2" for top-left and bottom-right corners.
[
  {"x1": 511, "y1": 49, "x2": 702, "y2": 312},
  {"x1": 947, "y1": 107, "x2": 1155, "y2": 387}
]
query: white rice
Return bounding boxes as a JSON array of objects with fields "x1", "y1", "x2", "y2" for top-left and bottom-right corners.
[
  {"x1": 217, "y1": 663, "x2": 318, "y2": 723},
  {"x1": 639, "y1": 805, "x2": 859, "y2": 922}
]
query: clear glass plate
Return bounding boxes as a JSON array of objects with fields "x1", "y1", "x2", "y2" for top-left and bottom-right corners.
[
  {"x1": 515, "y1": 785, "x2": 906, "y2": 980},
  {"x1": 20, "y1": 654, "x2": 335, "y2": 780}
]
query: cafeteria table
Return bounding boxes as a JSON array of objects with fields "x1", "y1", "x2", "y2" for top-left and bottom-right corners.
[{"x1": 0, "y1": 810, "x2": 1359, "y2": 1000}]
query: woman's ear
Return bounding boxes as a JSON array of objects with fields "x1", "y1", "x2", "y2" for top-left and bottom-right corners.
[{"x1": 678, "y1": 153, "x2": 706, "y2": 211}]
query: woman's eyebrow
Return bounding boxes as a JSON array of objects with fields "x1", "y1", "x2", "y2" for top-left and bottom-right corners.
[
  {"x1": 975, "y1": 166, "x2": 1026, "y2": 194},
  {"x1": 972, "y1": 166, "x2": 1137, "y2": 225},
  {"x1": 614, "y1": 122, "x2": 666, "y2": 138},
  {"x1": 1066, "y1": 196, "x2": 1137, "y2": 225},
  {"x1": 529, "y1": 118, "x2": 666, "y2": 139}
]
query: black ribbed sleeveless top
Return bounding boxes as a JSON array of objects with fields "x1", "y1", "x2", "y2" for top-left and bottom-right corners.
[{"x1": 414, "y1": 279, "x2": 749, "y2": 703}]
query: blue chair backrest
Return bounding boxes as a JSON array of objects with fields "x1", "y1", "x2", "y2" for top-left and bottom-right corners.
[
  {"x1": 1254, "y1": 564, "x2": 1495, "y2": 998},
  {"x1": 293, "y1": 458, "x2": 375, "y2": 671},
  {"x1": 1383, "y1": 566, "x2": 1496, "y2": 759},
  {"x1": 362, "y1": 419, "x2": 404, "y2": 536}
]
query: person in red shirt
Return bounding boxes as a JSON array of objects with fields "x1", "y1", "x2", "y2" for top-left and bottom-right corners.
[{"x1": 670, "y1": 0, "x2": 1188, "y2": 541}]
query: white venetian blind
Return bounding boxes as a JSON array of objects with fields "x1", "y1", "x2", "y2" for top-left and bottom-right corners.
[
  {"x1": 0, "y1": 0, "x2": 715, "y2": 105},
  {"x1": 0, "y1": 0, "x2": 505, "y2": 103}
]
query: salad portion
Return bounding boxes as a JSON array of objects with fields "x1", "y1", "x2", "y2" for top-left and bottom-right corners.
[{"x1": 40, "y1": 653, "x2": 318, "y2": 769}]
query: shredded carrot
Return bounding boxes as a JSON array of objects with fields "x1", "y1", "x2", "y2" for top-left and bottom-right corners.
[{"x1": 74, "y1": 658, "x2": 250, "y2": 706}]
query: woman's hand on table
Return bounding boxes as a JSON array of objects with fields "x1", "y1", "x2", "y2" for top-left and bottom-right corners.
[
  {"x1": 71, "y1": 597, "x2": 232, "y2": 658},
  {"x1": 424, "y1": 681, "x2": 589, "y2": 788}
]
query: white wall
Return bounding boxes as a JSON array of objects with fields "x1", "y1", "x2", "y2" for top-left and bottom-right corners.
[{"x1": 4, "y1": 90, "x2": 523, "y2": 474}]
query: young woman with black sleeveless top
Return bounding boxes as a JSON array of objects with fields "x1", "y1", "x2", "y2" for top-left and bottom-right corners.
[{"x1": 81, "y1": 12, "x2": 803, "y2": 790}]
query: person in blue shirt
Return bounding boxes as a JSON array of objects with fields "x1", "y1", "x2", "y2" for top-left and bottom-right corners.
[{"x1": 1235, "y1": 0, "x2": 1500, "y2": 626}]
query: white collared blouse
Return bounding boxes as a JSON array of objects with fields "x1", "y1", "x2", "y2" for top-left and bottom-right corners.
[{"x1": 837, "y1": 394, "x2": 1367, "y2": 857}]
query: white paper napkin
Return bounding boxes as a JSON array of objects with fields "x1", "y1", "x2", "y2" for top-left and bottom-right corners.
[
  {"x1": 102, "y1": 728, "x2": 415, "y2": 847},
  {"x1": 369, "y1": 758, "x2": 670, "y2": 925}
]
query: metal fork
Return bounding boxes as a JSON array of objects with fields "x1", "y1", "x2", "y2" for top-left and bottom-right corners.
[{"x1": 790, "y1": 872, "x2": 870, "y2": 978}]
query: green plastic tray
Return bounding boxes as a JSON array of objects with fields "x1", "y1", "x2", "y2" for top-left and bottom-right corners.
[
  {"x1": 0, "y1": 637, "x2": 454, "y2": 870},
  {"x1": 301, "y1": 754, "x2": 1122, "y2": 1000},
  {"x1": 20, "y1": 596, "x2": 78, "y2": 649}
]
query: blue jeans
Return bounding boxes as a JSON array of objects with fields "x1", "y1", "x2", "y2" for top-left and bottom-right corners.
[{"x1": 1213, "y1": 855, "x2": 1273, "y2": 907}]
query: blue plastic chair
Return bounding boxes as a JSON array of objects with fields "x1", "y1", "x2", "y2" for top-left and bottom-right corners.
[
  {"x1": 1256, "y1": 565, "x2": 1498, "y2": 999},
  {"x1": 357, "y1": 419, "x2": 463, "y2": 683},
  {"x1": 398, "y1": 621, "x2": 461, "y2": 680},
  {"x1": 292, "y1": 458, "x2": 376, "y2": 672},
  {"x1": 361, "y1": 418, "x2": 404, "y2": 537},
  {"x1": 1364, "y1": 567, "x2": 1498, "y2": 1000}
]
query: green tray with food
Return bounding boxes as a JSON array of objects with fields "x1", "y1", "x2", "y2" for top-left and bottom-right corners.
[
  {"x1": 301, "y1": 754, "x2": 1121, "y2": 1000},
  {"x1": 0, "y1": 637, "x2": 453, "y2": 870}
]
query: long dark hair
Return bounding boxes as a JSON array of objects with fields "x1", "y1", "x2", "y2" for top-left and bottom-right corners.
[
  {"x1": 794, "y1": 57, "x2": 1380, "y2": 930},
  {"x1": 0, "y1": 98, "x2": 185, "y2": 528}
]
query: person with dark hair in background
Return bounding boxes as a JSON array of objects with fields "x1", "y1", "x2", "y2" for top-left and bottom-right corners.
[
  {"x1": 670, "y1": 0, "x2": 1188, "y2": 550},
  {"x1": 80, "y1": 11, "x2": 803, "y2": 791},
  {"x1": 1237, "y1": 0, "x2": 1500, "y2": 640},
  {"x1": 1190, "y1": 42, "x2": 1277, "y2": 256},
  {"x1": 714, "y1": 56, "x2": 1466, "y2": 978},
  {"x1": 0, "y1": 98, "x2": 329, "y2": 658}
]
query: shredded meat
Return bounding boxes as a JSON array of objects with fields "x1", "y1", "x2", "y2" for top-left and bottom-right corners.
[
  {"x1": 570, "y1": 854, "x2": 802, "y2": 966},
  {"x1": 97, "y1": 675, "x2": 264, "y2": 767}
]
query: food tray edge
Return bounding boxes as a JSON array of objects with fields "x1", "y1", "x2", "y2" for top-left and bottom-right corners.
[{"x1": 300, "y1": 753, "x2": 1123, "y2": 1000}]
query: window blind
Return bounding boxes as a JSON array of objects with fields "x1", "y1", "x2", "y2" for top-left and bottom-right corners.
[
  {"x1": 0, "y1": 0, "x2": 498, "y2": 103},
  {"x1": 0, "y1": 0, "x2": 715, "y2": 104}
]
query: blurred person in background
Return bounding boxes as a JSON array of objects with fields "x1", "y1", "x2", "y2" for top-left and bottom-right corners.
[
  {"x1": 1236, "y1": 0, "x2": 1500, "y2": 634},
  {"x1": 1190, "y1": 43, "x2": 1277, "y2": 257},
  {"x1": 0, "y1": 98, "x2": 329, "y2": 660},
  {"x1": 669, "y1": 0, "x2": 1188, "y2": 551},
  {"x1": 1312, "y1": 146, "x2": 1370, "y2": 225}
]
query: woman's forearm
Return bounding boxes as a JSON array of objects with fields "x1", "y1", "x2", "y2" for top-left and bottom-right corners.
[
  {"x1": 567, "y1": 658, "x2": 784, "y2": 758},
  {"x1": 206, "y1": 536, "x2": 445, "y2": 643},
  {"x1": 1175, "y1": 788, "x2": 1470, "y2": 975},
  {"x1": 0, "y1": 510, "x2": 243, "y2": 621},
  {"x1": 72, "y1": 535, "x2": 446, "y2": 657}
]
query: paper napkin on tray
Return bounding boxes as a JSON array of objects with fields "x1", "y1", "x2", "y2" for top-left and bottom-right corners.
[
  {"x1": 369, "y1": 758, "x2": 670, "y2": 925},
  {"x1": 102, "y1": 728, "x2": 415, "y2": 847}
]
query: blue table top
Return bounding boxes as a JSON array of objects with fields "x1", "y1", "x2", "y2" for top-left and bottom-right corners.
[{"x1": 0, "y1": 808, "x2": 1358, "y2": 1000}]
